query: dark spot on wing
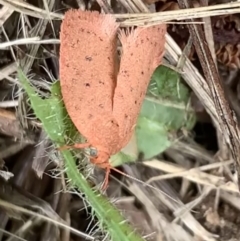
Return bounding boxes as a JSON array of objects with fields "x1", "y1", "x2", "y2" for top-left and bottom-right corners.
[
  {"x1": 85, "y1": 56, "x2": 92, "y2": 61},
  {"x1": 111, "y1": 120, "x2": 119, "y2": 127}
]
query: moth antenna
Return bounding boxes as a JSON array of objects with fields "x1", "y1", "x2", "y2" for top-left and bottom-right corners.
[
  {"x1": 110, "y1": 167, "x2": 179, "y2": 203},
  {"x1": 58, "y1": 142, "x2": 91, "y2": 151}
]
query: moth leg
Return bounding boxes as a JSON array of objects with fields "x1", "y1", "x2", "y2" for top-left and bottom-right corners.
[
  {"x1": 58, "y1": 142, "x2": 91, "y2": 151},
  {"x1": 101, "y1": 166, "x2": 110, "y2": 190}
]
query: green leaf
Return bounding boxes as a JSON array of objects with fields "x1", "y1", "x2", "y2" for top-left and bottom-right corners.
[
  {"x1": 140, "y1": 97, "x2": 195, "y2": 131},
  {"x1": 17, "y1": 71, "x2": 77, "y2": 145},
  {"x1": 148, "y1": 65, "x2": 190, "y2": 104},
  {"x1": 18, "y1": 69, "x2": 145, "y2": 241},
  {"x1": 136, "y1": 116, "x2": 171, "y2": 159}
]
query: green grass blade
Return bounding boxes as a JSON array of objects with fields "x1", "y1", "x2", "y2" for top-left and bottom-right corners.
[{"x1": 18, "y1": 69, "x2": 145, "y2": 241}]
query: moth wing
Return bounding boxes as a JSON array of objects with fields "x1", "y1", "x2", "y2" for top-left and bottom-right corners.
[
  {"x1": 60, "y1": 10, "x2": 119, "y2": 143},
  {"x1": 113, "y1": 25, "x2": 167, "y2": 149}
]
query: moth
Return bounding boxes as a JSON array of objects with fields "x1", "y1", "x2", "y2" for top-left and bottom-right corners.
[{"x1": 60, "y1": 10, "x2": 166, "y2": 189}]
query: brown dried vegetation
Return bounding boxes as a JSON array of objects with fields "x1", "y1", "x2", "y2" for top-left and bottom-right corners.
[{"x1": 1, "y1": 0, "x2": 240, "y2": 241}]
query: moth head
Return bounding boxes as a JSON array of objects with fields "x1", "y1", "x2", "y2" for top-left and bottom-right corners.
[{"x1": 89, "y1": 147, "x2": 110, "y2": 168}]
